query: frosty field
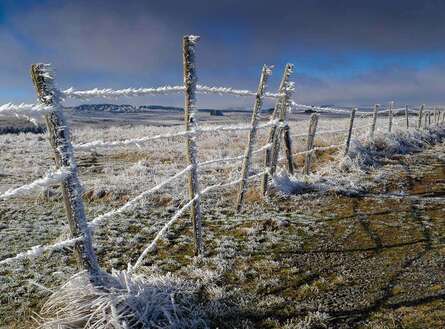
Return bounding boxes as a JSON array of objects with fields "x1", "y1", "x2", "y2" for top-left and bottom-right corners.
[{"x1": 0, "y1": 109, "x2": 444, "y2": 328}]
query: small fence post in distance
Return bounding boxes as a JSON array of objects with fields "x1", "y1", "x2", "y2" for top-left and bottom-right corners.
[
  {"x1": 303, "y1": 113, "x2": 319, "y2": 175},
  {"x1": 388, "y1": 101, "x2": 394, "y2": 132},
  {"x1": 417, "y1": 104, "x2": 424, "y2": 129},
  {"x1": 405, "y1": 105, "x2": 409, "y2": 129},
  {"x1": 261, "y1": 64, "x2": 293, "y2": 195},
  {"x1": 369, "y1": 104, "x2": 379, "y2": 139},
  {"x1": 236, "y1": 65, "x2": 272, "y2": 212},
  {"x1": 31, "y1": 64, "x2": 102, "y2": 282},
  {"x1": 344, "y1": 108, "x2": 356, "y2": 156},
  {"x1": 183, "y1": 35, "x2": 204, "y2": 255}
]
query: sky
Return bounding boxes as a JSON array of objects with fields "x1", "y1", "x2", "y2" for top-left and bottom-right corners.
[{"x1": 0, "y1": 0, "x2": 445, "y2": 108}]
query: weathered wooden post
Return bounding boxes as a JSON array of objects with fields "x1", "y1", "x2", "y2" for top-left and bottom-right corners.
[
  {"x1": 417, "y1": 104, "x2": 424, "y2": 129},
  {"x1": 261, "y1": 64, "x2": 293, "y2": 195},
  {"x1": 303, "y1": 114, "x2": 319, "y2": 175},
  {"x1": 31, "y1": 64, "x2": 102, "y2": 281},
  {"x1": 369, "y1": 104, "x2": 379, "y2": 139},
  {"x1": 435, "y1": 108, "x2": 440, "y2": 125},
  {"x1": 344, "y1": 108, "x2": 356, "y2": 156},
  {"x1": 428, "y1": 111, "x2": 432, "y2": 126},
  {"x1": 183, "y1": 35, "x2": 204, "y2": 255},
  {"x1": 424, "y1": 111, "x2": 429, "y2": 128},
  {"x1": 405, "y1": 105, "x2": 409, "y2": 129},
  {"x1": 283, "y1": 125, "x2": 294, "y2": 175},
  {"x1": 388, "y1": 101, "x2": 394, "y2": 132},
  {"x1": 236, "y1": 65, "x2": 272, "y2": 212}
]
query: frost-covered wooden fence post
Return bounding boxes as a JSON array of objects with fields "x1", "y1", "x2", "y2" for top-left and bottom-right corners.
[
  {"x1": 283, "y1": 124, "x2": 294, "y2": 175},
  {"x1": 183, "y1": 35, "x2": 203, "y2": 255},
  {"x1": 236, "y1": 65, "x2": 272, "y2": 212},
  {"x1": 344, "y1": 108, "x2": 356, "y2": 156},
  {"x1": 405, "y1": 105, "x2": 409, "y2": 129},
  {"x1": 435, "y1": 108, "x2": 440, "y2": 125},
  {"x1": 261, "y1": 64, "x2": 293, "y2": 195},
  {"x1": 428, "y1": 111, "x2": 432, "y2": 126},
  {"x1": 30, "y1": 64, "x2": 102, "y2": 280},
  {"x1": 369, "y1": 104, "x2": 379, "y2": 139},
  {"x1": 388, "y1": 101, "x2": 394, "y2": 132},
  {"x1": 417, "y1": 104, "x2": 424, "y2": 129},
  {"x1": 303, "y1": 114, "x2": 319, "y2": 175}
]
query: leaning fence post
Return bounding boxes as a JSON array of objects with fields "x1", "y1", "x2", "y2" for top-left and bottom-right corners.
[
  {"x1": 369, "y1": 104, "x2": 379, "y2": 139},
  {"x1": 303, "y1": 114, "x2": 319, "y2": 175},
  {"x1": 236, "y1": 65, "x2": 272, "y2": 212},
  {"x1": 388, "y1": 101, "x2": 394, "y2": 132},
  {"x1": 417, "y1": 104, "x2": 424, "y2": 129},
  {"x1": 344, "y1": 108, "x2": 356, "y2": 156},
  {"x1": 183, "y1": 35, "x2": 203, "y2": 255},
  {"x1": 261, "y1": 64, "x2": 293, "y2": 195},
  {"x1": 405, "y1": 105, "x2": 409, "y2": 129},
  {"x1": 30, "y1": 64, "x2": 101, "y2": 281}
]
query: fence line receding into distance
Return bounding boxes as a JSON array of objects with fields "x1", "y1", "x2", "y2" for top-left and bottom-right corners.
[{"x1": 0, "y1": 36, "x2": 443, "y2": 285}]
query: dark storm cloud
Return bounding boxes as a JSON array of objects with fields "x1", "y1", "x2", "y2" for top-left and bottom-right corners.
[{"x1": 0, "y1": 0, "x2": 444, "y2": 105}]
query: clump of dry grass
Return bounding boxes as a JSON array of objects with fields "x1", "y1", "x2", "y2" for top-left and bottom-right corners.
[{"x1": 37, "y1": 270, "x2": 209, "y2": 329}]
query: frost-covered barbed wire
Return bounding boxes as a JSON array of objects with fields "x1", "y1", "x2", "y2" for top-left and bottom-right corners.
[
  {"x1": 0, "y1": 168, "x2": 70, "y2": 199},
  {"x1": 0, "y1": 102, "x2": 52, "y2": 124},
  {"x1": 74, "y1": 120, "x2": 277, "y2": 151},
  {"x1": 291, "y1": 123, "x2": 373, "y2": 139},
  {"x1": 0, "y1": 237, "x2": 81, "y2": 266},
  {"x1": 198, "y1": 143, "x2": 272, "y2": 168},
  {"x1": 129, "y1": 169, "x2": 268, "y2": 274},
  {"x1": 277, "y1": 143, "x2": 343, "y2": 162},
  {"x1": 62, "y1": 84, "x2": 281, "y2": 100},
  {"x1": 291, "y1": 102, "x2": 408, "y2": 116},
  {"x1": 89, "y1": 165, "x2": 192, "y2": 229}
]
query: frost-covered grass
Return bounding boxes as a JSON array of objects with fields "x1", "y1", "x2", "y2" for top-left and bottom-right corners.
[
  {"x1": 1, "y1": 111, "x2": 444, "y2": 328},
  {"x1": 38, "y1": 270, "x2": 209, "y2": 329}
]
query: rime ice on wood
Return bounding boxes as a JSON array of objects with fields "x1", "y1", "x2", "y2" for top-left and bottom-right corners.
[
  {"x1": 405, "y1": 105, "x2": 409, "y2": 129},
  {"x1": 183, "y1": 35, "x2": 204, "y2": 255},
  {"x1": 236, "y1": 65, "x2": 272, "y2": 212},
  {"x1": 303, "y1": 114, "x2": 319, "y2": 175},
  {"x1": 262, "y1": 64, "x2": 294, "y2": 195},
  {"x1": 369, "y1": 104, "x2": 379, "y2": 138},
  {"x1": 30, "y1": 63, "x2": 102, "y2": 282},
  {"x1": 388, "y1": 101, "x2": 394, "y2": 132},
  {"x1": 418, "y1": 104, "x2": 424, "y2": 128},
  {"x1": 344, "y1": 108, "x2": 356, "y2": 156}
]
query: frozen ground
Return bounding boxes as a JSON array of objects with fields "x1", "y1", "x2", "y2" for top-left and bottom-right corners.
[{"x1": 0, "y1": 110, "x2": 444, "y2": 328}]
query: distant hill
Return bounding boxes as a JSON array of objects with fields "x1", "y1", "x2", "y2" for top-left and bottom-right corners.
[{"x1": 70, "y1": 104, "x2": 274, "y2": 114}]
